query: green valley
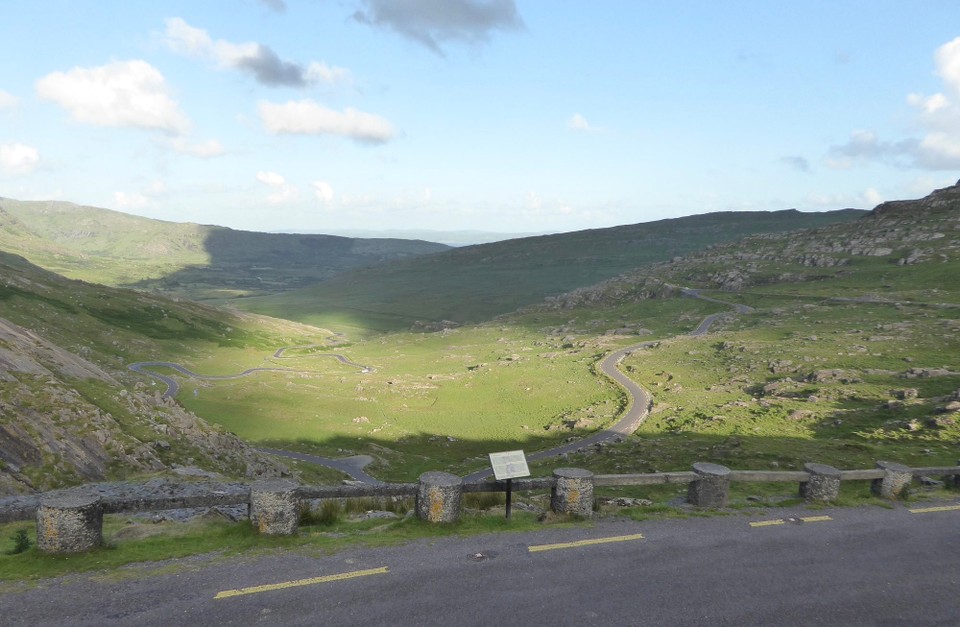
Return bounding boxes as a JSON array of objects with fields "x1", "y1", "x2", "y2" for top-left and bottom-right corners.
[{"x1": 0, "y1": 183, "x2": 958, "y2": 494}]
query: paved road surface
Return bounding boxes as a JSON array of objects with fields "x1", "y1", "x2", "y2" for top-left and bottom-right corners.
[
  {"x1": 3, "y1": 501, "x2": 957, "y2": 626},
  {"x1": 255, "y1": 448, "x2": 384, "y2": 485}
]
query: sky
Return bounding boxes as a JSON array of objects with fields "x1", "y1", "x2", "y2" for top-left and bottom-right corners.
[{"x1": 1, "y1": 1, "x2": 960, "y2": 236}]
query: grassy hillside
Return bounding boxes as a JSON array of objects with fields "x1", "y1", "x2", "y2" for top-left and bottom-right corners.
[
  {"x1": 509, "y1": 183, "x2": 960, "y2": 481},
  {"x1": 189, "y1": 185, "x2": 959, "y2": 483},
  {"x1": 235, "y1": 208, "x2": 864, "y2": 333},
  {"x1": 0, "y1": 198, "x2": 449, "y2": 300},
  {"x1": 2, "y1": 184, "x2": 956, "y2": 495},
  {"x1": 0, "y1": 249, "x2": 345, "y2": 494}
]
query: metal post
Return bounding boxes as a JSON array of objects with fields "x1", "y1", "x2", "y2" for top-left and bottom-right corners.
[{"x1": 505, "y1": 478, "x2": 513, "y2": 520}]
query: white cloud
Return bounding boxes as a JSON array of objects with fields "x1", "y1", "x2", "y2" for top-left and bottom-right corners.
[
  {"x1": 164, "y1": 17, "x2": 212, "y2": 55},
  {"x1": 805, "y1": 188, "x2": 886, "y2": 209},
  {"x1": 113, "y1": 191, "x2": 150, "y2": 209},
  {"x1": 833, "y1": 37, "x2": 960, "y2": 171},
  {"x1": 112, "y1": 180, "x2": 167, "y2": 210},
  {"x1": 312, "y1": 180, "x2": 334, "y2": 203},
  {"x1": 36, "y1": 60, "x2": 189, "y2": 134},
  {"x1": 305, "y1": 62, "x2": 351, "y2": 84},
  {"x1": 145, "y1": 180, "x2": 167, "y2": 196},
  {"x1": 567, "y1": 113, "x2": 595, "y2": 131},
  {"x1": 0, "y1": 142, "x2": 40, "y2": 175},
  {"x1": 171, "y1": 137, "x2": 225, "y2": 158},
  {"x1": 915, "y1": 132, "x2": 960, "y2": 169},
  {"x1": 256, "y1": 171, "x2": 297, "y2": 204},
  {"x1": 258, "y1": 99, "x2": 395, "y2": 143},
  {"x1": 352, "y1": 0, "x2": 524, "y2": 56},
  {"x1": 526, "y1": 190, "x2": 542, "y2": 209},
  {"x1": 935, "y1": 36, "x2": 960, "y2": 97},
  {"x1": 257, "y1": 171, "x2": 286, "y2": 187},
  {"x1": 0, "y1": 90, "x2": 18, "y2": 110},
  {"x1": 164, "y1": 17, "x2": 350, "y2": 87},
  {"x1": 863, "y1": 187, "x2": 884, "y2": 206},
  {"x1": 908, "y1": 92, "x2": 948, "y2": 115}
]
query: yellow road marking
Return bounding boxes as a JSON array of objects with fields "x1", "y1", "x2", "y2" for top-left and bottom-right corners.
[
  {"x1": 528, "y1": 533, "x2": 645, "y2": 553},
  {"x1": 909, "y1": 504, "x2": 960, "y2": 514},
  {"x1": 749, "y1": 519, "x2": 785, "y2": 527},
  {"x1": 214, "y1": 566, "x2": 389, "y2": 599},
  {"x1": 749, "y1": 516, "x2": 832, "y2": 528}
]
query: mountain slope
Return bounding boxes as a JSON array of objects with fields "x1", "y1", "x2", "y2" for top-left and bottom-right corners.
[
  {"x1": 0, "y1": 250, "x2": 341, "y2": 495},
  {"x1": 0, "y1": 198, "x2": 450, "y2": 300},
  {"x1": 236, "y1": 208, "x2": 864, "y2": 331},
  {"x1": 543, "y1": 181, "x2": 960, "y2": 308}
]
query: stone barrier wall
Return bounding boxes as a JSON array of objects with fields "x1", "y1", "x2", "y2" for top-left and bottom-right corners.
[{"x1": 3, "y1": 460, "x2": 957, "y2": 554}]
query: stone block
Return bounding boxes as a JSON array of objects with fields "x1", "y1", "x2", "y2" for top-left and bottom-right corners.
[
  {"x1": 687, "y1": 462, "x2": 731, "y2": 508},
  {"x1": 801, "y1": 462, "x2": 841, "y2": 503},
  {"x1": 551, "y1": 468, "x2": 594, "y2": 518},
  {"x1": 416, "y1": 472, "x2": 462, "y2": 523},
  {"x1": 871, "y1": 461, "x2": 913, "y2": 499},
  {"x1": 36, "y1": 492, "x2": 103, "y2": 554},
  {"x1": 250, "y1": 479, "x2": 300, "y2": 535}
]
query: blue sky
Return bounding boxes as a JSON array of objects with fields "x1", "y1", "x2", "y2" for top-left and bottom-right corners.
[{"x1": 1, "y1": 1, "x2": 959, "y2": 235}]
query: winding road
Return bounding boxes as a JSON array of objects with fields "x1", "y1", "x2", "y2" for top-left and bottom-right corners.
[
  {"x1": 464, "y1": 287, "x2": 751, "y2": 481},
  {"x1": 128, "y1": 289, "x2": 750, "y2": 485},
  {"x1": 128, "y1": 348, "x2": 373, "y2": 400}
]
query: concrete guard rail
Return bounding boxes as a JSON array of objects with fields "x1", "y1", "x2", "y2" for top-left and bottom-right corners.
[{"x1": 6, "y1": 460, "x2": 959, "y2": 554}]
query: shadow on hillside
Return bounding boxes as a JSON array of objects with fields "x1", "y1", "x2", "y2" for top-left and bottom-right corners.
[
  {"x1": 128, "y1": 228, "x2": 448, "y2": 301},
  {"x1": 255, "y1": 401, "x2": 958, "y2": 485}
]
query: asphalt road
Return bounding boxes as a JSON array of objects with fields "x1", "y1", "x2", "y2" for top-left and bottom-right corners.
[{"x1": 4, "y1": 501, "x2": 957, "y2": 626}]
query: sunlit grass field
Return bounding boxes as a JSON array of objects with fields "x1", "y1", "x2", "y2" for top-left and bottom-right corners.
[{"x1": 159, "y1": 299, "x2": 722, "y2": 480}]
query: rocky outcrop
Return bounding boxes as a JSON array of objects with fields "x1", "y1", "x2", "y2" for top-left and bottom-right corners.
[
  {"x1": 0, "y1": 317, "x2": 287, "y2": 496},
  {"x1": 542, "y1": 180, "x2": 960, "y2": 297}
]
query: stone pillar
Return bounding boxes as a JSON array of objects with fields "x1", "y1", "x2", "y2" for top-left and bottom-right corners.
[
  {"x1": 36, "y1": 492, "x2": 103, "y2": 554},
  {"x1": 250, "y1": 479, "x2": 301, "y2": 535},
  {"x1": 551, "y1": 468, "x2": 594, "y2": 518},
  {"x1": 800, "y1": 463, "x2": 842, "y2": 503},
  {"x1": 687, "y1": 462, "x2": 731, "y2": 508},
  {"x1": 416, "y1": 472, "x2": 462, "y2": 523},
  {"x1": 871, "y1": 461, "x2": 913, "y2": 499}
]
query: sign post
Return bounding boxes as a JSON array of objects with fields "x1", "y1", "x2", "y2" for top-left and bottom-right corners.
[{"x1": 488, "y1": 450, "x2": 530, "y2": 520}]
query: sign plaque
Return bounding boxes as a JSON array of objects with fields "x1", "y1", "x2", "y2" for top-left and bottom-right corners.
[{"x1": 488, "y1": 450, "x2": 530, "y2": 481}]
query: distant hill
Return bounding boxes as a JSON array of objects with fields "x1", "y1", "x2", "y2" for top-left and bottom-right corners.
[
  {"x1": 536, "y1": 181, "x2": 960, "y2": 310},
  {"x1": 305, "y1": 228, "x2": 547, "y2": 246},
  {"x1": 236, "y1": 208, "x2": 864, "y2": 332},
  {"x1": 0, "y1": 198, "x2": 450, "y2": 300}
]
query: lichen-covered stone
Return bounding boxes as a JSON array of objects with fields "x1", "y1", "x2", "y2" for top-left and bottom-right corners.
[
  {"x1": 551, "y1": 468, "x2": 594, "y2": 517},
  {"x1": 416, "y1": 472, "x2": 462, "y2": 523},
  {"x1": 801, "y1": 462, "x2": 841, "y2": 503},
  {"x1": 687, "y1": 462, "x2": 731, "y2": 508},
  {"x1": 871, "y1": 461, "x2": 913, "y2": 499},
  {"x1": 250, "y1": 479, "x2": 300, "y2": 535},
  {"x1": 36, "y1": 492, "x2": 103, "y2": 554}
]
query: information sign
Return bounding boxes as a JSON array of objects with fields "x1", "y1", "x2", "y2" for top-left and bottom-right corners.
[{"x1": 488, "y1": 450, "x2": 530, "y2": 481}]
